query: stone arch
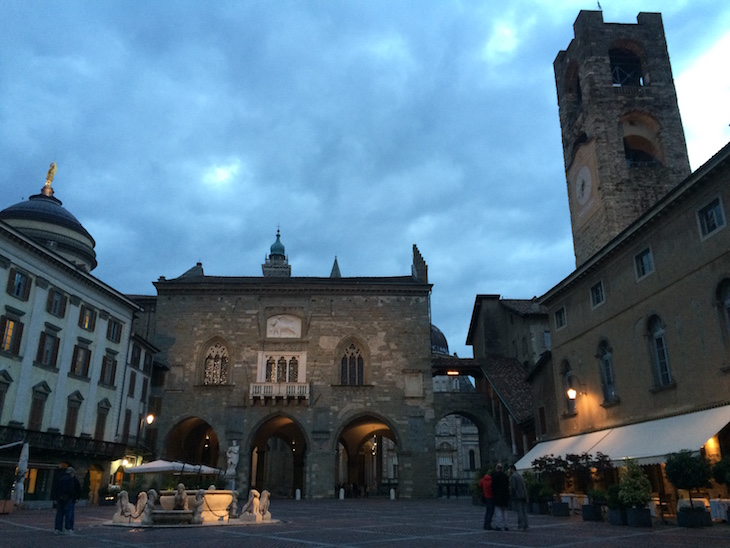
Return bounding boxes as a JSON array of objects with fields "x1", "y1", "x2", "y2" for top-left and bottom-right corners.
[
  {"x1": 333, "y1": 412, "x2": 400, "y2": 498},
  {"x1": 334, "y1": 335, "x2": 370, "y2": 385},
  {"x1": 620, "y1": 111, "x2": 663, "y2": 167},
  {"x1": 165, "y1": 416, "x2": 221, "y2": 468},
  {"x1": 247, "y1": 413, "x2": 308, "y2": 498},
  {"x1": 608, "y1": 40, "x2": 647, "y2": 86},
  {"x1": 197, "y1": 336, "x2": 230, "y2": 385}
]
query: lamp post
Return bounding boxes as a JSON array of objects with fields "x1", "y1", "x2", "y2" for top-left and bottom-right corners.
[{"x1": 134, "y1": 413, "x2": 155, "y2": 467}]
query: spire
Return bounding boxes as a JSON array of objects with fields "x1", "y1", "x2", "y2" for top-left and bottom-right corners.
[
  {"x1": 41, "y1": 162, "x2": 56, "y2": 197},
  {"x1": 411, "y1": 244, "x2": 428, "y2": 283},
  {"x1": 330, "y1": 256, "x2": 341, "y2": 278}
]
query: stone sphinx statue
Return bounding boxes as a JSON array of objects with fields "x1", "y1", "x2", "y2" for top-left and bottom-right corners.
[
  {"x1": 190, "y1": 489, "x2": 206, "y2": 524},
  {"x1": 142, "y1": 489, "x2": 158, "y2": 526},
  {"x1": 112, "y1": 490, "x2": 136, "y2": 523},
  {"x1": 259, "y1": 490, "x2": 271, "y2": 521}
]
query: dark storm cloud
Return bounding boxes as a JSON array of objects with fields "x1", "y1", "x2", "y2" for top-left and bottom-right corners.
[{"x1": 1, "y1": 1, "x2": 728, "y2": 356}]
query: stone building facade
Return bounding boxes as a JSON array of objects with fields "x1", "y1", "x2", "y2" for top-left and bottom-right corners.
[
  {"x1": 0, "y1": 171, "x2": 155, "y2": 506},
  {"x1": 518, "y1": 12, "x2": 730, "y2": 503},
  {"x1": 142, "y1": 238, "x2": 440, "y2": 498}
]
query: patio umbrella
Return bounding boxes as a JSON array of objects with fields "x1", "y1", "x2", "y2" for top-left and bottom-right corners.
[
  {"x1": 13, "y1": 443, "x2": 29, "y2": 504},
  {"x1": 125, "y1": 459, "x2": 221, "y2": 475}
]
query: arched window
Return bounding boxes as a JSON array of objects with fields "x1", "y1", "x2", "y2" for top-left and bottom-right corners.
[
  {"x1": 340, "y1": 342, "x2": 364, "y2": 385},
  {"x1": 264, "y1": 355, "x2": 299, "y2": 383},
  {"x1": 203, "y1": 342, "x2": 229, "y2": 385},
  {"x1": 609, "y1": 47, "x2": 643, "y2": 86},
  {"x1": 598, "y1": 341, "x2": 617, "y2": 403},
  {"x1": 648, "y1": 316, "x2": 672, "y2": 387},
  {"x1": 561, "y1": 360, "x2": 576, "y2": 414}
]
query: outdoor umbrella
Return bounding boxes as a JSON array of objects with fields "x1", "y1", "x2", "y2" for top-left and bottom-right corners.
[{"x1": 125, "y1": 459, "x2": 221, "y2": 475}]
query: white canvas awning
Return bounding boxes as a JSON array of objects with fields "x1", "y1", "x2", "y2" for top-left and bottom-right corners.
[
  {"x1": 515, "y1": 404, "x2": 730, "y2": 470},
  {"x1": 125, "y1": 459, "x2": 222, "y2": 475}
]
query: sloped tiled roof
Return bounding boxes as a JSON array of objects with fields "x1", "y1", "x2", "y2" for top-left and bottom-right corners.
[
  {"x1": 500, "y1": 299, "x2": 547, "y2": 316},
  {"x1": 482, "y1": 354, "x2": 534, "y2": 425}
]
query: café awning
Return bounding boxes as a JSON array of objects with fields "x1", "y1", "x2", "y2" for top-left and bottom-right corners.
[{"x1": 515, "y1": 404, "x2": 730, "y2": 470}]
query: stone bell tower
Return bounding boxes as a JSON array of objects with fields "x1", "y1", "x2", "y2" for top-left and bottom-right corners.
[{"x1": 554, "y1": 11, "x2": 690, "y2": 266}]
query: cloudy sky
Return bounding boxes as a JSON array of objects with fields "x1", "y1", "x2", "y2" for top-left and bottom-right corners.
[{"x1": 1, "y1": 1, "x2": 728, "y2": 358}]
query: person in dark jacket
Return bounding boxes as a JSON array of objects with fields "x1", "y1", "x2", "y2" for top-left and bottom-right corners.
[
  {"x1": 490, "y1": 463, "x2": 510, "y2": 531},
  {"x1": 478, "y1": 470, "x2": 494, "y2": 530},
  {"x1": 54, "y1": 467, "x2": 81, "y2": 534},
  {"x1": 509, "y1": 465, "x2": 529, "y2": 530}
]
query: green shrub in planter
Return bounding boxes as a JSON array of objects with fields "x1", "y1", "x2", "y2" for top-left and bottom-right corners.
[
  {"x1": 666, "y1": 450, "x2": 712, "y2": 526},
  {"x1": 618, "y1": 460, "x2": 652, "y2": 527}
]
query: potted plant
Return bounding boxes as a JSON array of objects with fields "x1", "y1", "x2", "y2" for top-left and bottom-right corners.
[
  {"x1": 525, "y1": 473, "x2": 551, "y2": 514},
  {"x1": 665, "y1": 450, "x2": 712, "y2": 528},
  {"x1": 582, "y1": 488, "x2": 607, "y2": 521},
  {"x1": 607, "y1": 484, "x2": 627, "y2": 525},
  {"x1": 618, "y1": 460, "x2": 652, "y2": 527},
  {"x1": 533, "y1": 454, "x2": 570, "y2": 516}
]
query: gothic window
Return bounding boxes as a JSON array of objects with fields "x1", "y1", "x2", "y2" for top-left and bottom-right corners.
[
  {"x1": 340, "y1": 342, "x2": 364, "y2": 385},
  {"x1": 203, "y1": 342, "x2": 229, "y2": 385},
  {"x1": 649, "y1": 316, "x2": 672, "y2": 387},
  {"x1": 609, "y1": 47, "x2": 643, "y2": 86},
  {"x1": 264, "y1": 355, "x2": 299, "y2": 383},
  {"x1": 598, "y1": 340, "x2": 617, "y2": 403}
]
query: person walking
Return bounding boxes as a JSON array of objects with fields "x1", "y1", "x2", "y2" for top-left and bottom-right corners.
[
  {"x1": 54, "y1": 467, "x2": 81, "y2": 534},
  {"x1": 478, "y1": 469, "x2": 494, "y2": 530},
  {"x1": 509, "y1": 465, "x2": 529, "y2": 531},
  {"x1": 491, "y1": 463, "x2": 510, "y2": 531}
]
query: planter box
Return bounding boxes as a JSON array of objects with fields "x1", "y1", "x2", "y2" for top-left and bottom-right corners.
[
  {"x1": 626, "y1": 507, "x2": 652, "y2": 527},
  {"x1": 530, "y1": 501, "x2": 549, "y2": 514},
  {"x1": 608, "y1": 508, "x2": 627, "y2": 526},
  {"x1": 551, "y1": 501, "x2": 570, "y2": 517},
  {"x1": 582, "y1": 503, "x2": 603, "y2": 521},
  {"x1": 677, "y1": 507, "x2": 712, "y2": 528}
]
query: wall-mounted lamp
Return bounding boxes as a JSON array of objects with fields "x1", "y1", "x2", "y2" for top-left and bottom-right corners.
[
  {"x1": 567, "y1": 387, "x2": 578, "y2": 400},
  {"x1": 446, "y1": 370, "x2": 459, "y2": 376}
]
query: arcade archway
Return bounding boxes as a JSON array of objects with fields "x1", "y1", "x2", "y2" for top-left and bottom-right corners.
[
  {"x1": 336, "y1": 415, "x2": 398, "y2": 497},
  {"x1": 249, "y1": 415, "x2": 307, "y2": 498},
  {"x1": 166, "y1": 417, "x2": 220, "y2": 467}
]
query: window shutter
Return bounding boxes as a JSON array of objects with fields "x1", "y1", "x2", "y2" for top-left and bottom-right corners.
[
  {"x1": 51, "y1": 336, "x2": 60, "y2": 367},
  {"x1": 83, "y1": 349, "x2": 92, "y2": 376},
  {"x1": 36, "y1": 332, "x2": 47, "y2": 362},
  {"x1": 111, "y1": 359, "x2": 117, "y2": 385},
  {"x1": 5, "y1": 269, "x2": 16, "y2": 295},
  {"x1": 90, "y1": 310, "x2": 97, "y2": 331},
  {"x1": 78, "y1": 309, "x2": 84, "y2": 328},
  {"x1": 21, "y1": 276, "x2": 31, "y2": 300},
  {"x1": 46, "y1": 290, "x2": 54, "y2": 312},
  {"x1": 11, "y1": 322, "x2": 22, "y2": 354},
  {"x1": 60, "y1": 294, "x2": 67, "y2": 317},
  {"x1": 71, "y1": 345, "x2": 79, "y2": 373}
]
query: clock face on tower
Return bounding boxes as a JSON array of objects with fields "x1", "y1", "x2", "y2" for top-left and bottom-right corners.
[{"x1": 575, "y1": 165, "x2": 592, "y2": 206}]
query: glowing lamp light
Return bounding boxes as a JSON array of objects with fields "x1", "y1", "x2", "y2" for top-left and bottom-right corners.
[
  {"x1": 446, "y1": 370, "x2": 459, "y2": 376},
  {"x1": 146, "y1": 414, "x2": 155, "y2": 425},
  {"x1": 567, "y1": 387, "x2": 577, "y2": 400},
  {"x1": 122, "y1": 458, "x2": 129, "y2": 468}
]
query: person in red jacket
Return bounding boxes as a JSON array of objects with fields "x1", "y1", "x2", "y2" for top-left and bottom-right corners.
[{"x1": 478, "y1": 469, "x2": 494, "y2": 530}]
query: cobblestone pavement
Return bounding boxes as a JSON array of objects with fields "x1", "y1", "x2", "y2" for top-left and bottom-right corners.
[{"x1": 1, "y1": 498, "x2": 729, "y2": 547}]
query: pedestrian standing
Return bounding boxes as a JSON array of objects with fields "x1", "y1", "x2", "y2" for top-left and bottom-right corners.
[
  {"x1": 509, "y1": 465, "x2": 529, "y2": 530},
  {"x1": 54, "y1": 466, "x2": 81, "y2": 534},
  {"x1": 490, "y1": 463, "x2": 510, "y2": 531},
  {"x1": 478, "y1": 469, "x2": 494, "y2": 530}
]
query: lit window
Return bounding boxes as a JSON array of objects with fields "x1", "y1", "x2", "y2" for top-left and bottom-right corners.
[
  {"x1": 264, "y1": 355, "x2": 299, "y2": 383},
  {"x1": 203, "y1": 342, "x2": 229, "y2": 385},
  {"x1": 0, "y1": 316, "x2": 23, "y2": 356},
  {"x1": 78, "y1": 305, "x2": 96, "y2": 332},
  {"x1": 698, "y1": 197, "x2": 725, "y2": 239},
  {"x1": 634, "y1": 248, "x2": 654, "y2": 280},
  {"x1": 590, "y1": 281, "x2": 605, "y2": 308},
  {"x1": 555, "y1": 307, "x2": 567, "y2": 330}
]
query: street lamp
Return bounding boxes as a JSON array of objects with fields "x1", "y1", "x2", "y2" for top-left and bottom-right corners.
[{"x1": 134, "y1": 413, "x2": 155, "y2": 466}]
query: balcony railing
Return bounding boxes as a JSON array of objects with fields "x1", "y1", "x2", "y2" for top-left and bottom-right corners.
[
  {"x1": 250, "y1": 382, "x2": 310, "y2": 400},
  {"x1": 0, "y1": 426, "x2": 127, "y2": 459}
]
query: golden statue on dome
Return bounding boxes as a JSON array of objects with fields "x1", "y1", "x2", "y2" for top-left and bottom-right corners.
[{"x1": 42, "y1": 162, "x2": 56, "y2": 196}]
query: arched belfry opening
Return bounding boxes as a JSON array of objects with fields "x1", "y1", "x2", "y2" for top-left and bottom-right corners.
[
  {"x1": 335, "y1": 415, "x2": 398, "y2": 497},
  {"x1": 249, "y1": 415, "x2": 307, "y2": 498},
  {"x1": 166, "y1": 417, "x2": 220, "y2": 467}
]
